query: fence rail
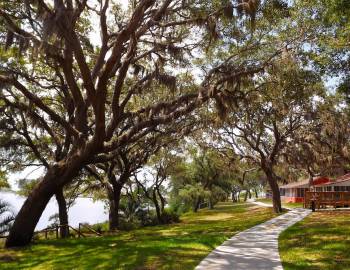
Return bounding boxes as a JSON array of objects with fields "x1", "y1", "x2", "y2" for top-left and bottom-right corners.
[
  {"x1": 1, "y1": 223, "x2": 104, "y2": 242},
  {"x1": 304, "y1": 191, "x2": 350, "y2": 210}
]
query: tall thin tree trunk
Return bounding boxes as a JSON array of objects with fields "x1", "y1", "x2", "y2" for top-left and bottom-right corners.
[
  {"x1": 208, "y1": 198, "x2": 214, "y2": 209},
  {"x1": 254, "y1": 188, "x2": 259, "y2": 198},
  {"x1": 152, "y1": 190, "x2": 162, "y2": 223},
  {"x1": 194, "y1": 196, "x2": 201, "y2": 212},
  {"x1": 55, "y1": 188, "x2": 69, "y2": 238},
  {"x1": 156, "y1": 187, "x2": 166, "y2": 212},
  {"x1": 231, "y1": 192, "x2": 237, "y2": 202}
]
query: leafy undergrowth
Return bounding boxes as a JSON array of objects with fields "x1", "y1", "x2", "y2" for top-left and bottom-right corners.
[
  {"x1": 279, "y1": 210, "x2": 350, "y2": 270},
  {"x1": 0, "y1": 202, "x2": 276, "y2": 270},
  {"x1": 256, "y1": 198, "x2": 304, "y2": 208}
]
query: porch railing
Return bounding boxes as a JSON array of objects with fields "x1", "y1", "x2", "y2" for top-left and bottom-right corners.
[{"x1": 304, "y1": 191, "x2": 350, "y2": 210}]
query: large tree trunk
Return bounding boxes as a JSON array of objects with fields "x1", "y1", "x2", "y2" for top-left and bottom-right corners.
[
  {"x1": 265, "y1": 170, "x2": 282, "y2": 213},
  {"x1": 55, "y1": 188, "x2": 69, "y2": 238},
  {"x1": 6, "y1": 154, "x2": 84, "y2": 248},
  {"x1": 107, "y1": 183, "x2": 123, "y2": 231}
]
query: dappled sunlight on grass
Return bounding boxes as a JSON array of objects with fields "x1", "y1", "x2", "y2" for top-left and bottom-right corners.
[
  {"x1": 279, "y1": 210, "x2": 350, "y2": 270},
  {"x1": 0, "y1": 202, "x2": 276, "y2": 270}
]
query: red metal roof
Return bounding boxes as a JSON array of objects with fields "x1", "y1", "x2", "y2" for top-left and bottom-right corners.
[
  {"x1": 281, "y1": 174, "x2": 350, "y2": 189},
  {"x1": 280, "y1": 176, "x2": 331, "y2": 189}
]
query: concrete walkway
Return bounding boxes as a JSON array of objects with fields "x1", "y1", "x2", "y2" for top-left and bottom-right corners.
[
  {"x1": 195, "y1": 207, "x2": 311, "y2": 270},
  {"x1": 248, "y1": 200, "x2": 292, "y2": 211}
]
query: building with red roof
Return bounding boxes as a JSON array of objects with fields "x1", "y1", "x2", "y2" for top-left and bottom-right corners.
[{"x1": 279, "y1": 175, "x2": 350, "y2": 203}]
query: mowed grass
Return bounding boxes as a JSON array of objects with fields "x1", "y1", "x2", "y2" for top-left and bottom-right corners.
[
  {"x1": 256, "y1": 198, "x2": 304, "y2": 208},
  {"x1": 279, "y1": 210, "x2": 350, "y2": 270},
  {"x1": 0, "y1": 202, "x2": 276, "y2": 270}
]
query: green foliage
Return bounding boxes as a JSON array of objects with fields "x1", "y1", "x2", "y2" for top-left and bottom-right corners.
[
  {"x1": 0, "y1": 170, "x2": 9, "y2": 190},
  {"x1": 169, "y1": 148, "x2": 232, "y2": 212},
  {"x1": 16, "y1": 178, "x2": 40, "y2": 196},
  {"x1": 0, "y1": 199, "x2": 14, "y2": 235}
]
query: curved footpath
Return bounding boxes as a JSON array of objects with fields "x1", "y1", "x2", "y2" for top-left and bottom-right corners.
[{"x1": 195, "y1": 204, "x2": 311, "y2": 270}]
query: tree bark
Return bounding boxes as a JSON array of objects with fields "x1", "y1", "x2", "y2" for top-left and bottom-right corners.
[
  {"x1": 244, "y1": 190, "x2": 248, "y2": 202},
  {"x1": 194, "y1": 196, "x2": 201, "y2": 212},
  {"x1": 231, "y1": 192, "x2": 237, "y2": 202},
  {"x1": 265, "y1": 170, "x2": 282, "y2": 213},
  {"x1": 55, "y1": 188, "x2": 69, "y2": 238},
  {"x1": 107, "y1": 183, "x2": 123, "y2": 231},
  {"x1": 5, "y1": 162, "x2": 81, "y2": 247},
  {"x1": 152, "y1": 190, "x2": 162, "y2": 224},
  {"x1": 156, "y1": 186, "x2": 166, "y2": 212},
  {"x1": 208, "y1": 198, "x2": 214, "y2": 209},
  {"x1": 6, "y1": 151, "x2": 85, "y2": 248}
]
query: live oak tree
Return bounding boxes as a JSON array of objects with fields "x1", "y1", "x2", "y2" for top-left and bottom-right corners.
[
  {"x1": 87, "y1": 131, "x2": 181, "y2": 230},
  {"x1": 0, "y1": 0, "x2": 290, "y2": 247},
  {"x1": 134, "y1": 148, "x2": 180, "y2": 224},
  {"x1": 211, "y1": 62, "x2": 324, "y2": 213},
  {"x1": 284, "y1": 96, "x2": 350, "y2": 180},
  {"x1": 168, "y1": 145, "x2": 231, "y2": 212}
]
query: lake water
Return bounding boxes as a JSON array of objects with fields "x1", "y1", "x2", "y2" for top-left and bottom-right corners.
[{"x1": 0, "y1": 192, "x2": 108, "y2": 230}]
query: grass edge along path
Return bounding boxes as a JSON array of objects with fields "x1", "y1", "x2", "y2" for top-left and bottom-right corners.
[
  {"x1": 0, "y1": 202, "x2": 277, "y2": 270},
  {"x1": 279, "y1": 210, "x2": 350, "y2": 270}
]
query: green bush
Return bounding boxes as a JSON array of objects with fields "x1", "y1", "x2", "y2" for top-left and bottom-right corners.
[
  {"x1": 118, "y1": 216, "x2": 141, "y2": 231},
  {"x1": 160, "y1": 209, "x2": 180, "y2": 224}
]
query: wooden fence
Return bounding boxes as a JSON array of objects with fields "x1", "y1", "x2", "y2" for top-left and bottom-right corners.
[
  {"x1": 33, "y1": 223, "x2": 102, "y2": 240},
  {"x1": 0, "y1": 223, "x2": 103, "y2": 242},
  {"x1": 304, "y1": 191, "x2": 350, "y2": 210}
]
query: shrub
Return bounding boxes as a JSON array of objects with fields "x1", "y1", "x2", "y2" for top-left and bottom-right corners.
[
  {"x1": 0, "y1": 199, "x2": 14, "y2": 235},
  {"x1": 160, "y1": 209, "x2": 180, "y2": 224}
]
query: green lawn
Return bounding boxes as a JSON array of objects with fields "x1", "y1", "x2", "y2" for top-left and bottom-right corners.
[
  {"x1": 0, "y1": 202, "x2": 276, "y2": 270},
  {"x1": 279, "y1": 210, "x2": 350, "y2": 270},
  {"x1": 256, "y1": 198, "x2": 304, "y2": 208}
]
